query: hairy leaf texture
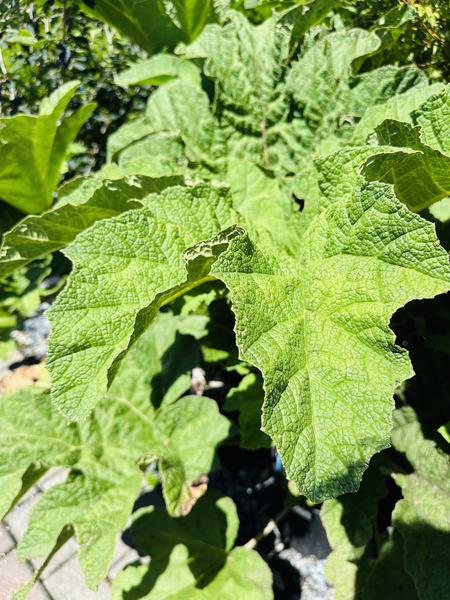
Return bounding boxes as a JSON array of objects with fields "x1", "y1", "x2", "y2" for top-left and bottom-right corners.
[
  {"x1": 112, "y1": 493, "x2": 273, "y2": 599},
  {"x1": 48, "y1": 176, "x2": 450, "y2": 501},
  {"x1": 0, "y1": 176, "x2": 182, "y2": 280},
  {"x1": 0, "y1": 81, "x2": 95, "y2": 214},
  {"x1": 47, "y1": 184, "x2": 240, "y2": 419},
  {"x1": 351, "y1": 82, "x2": 445, "y2": 145},
  {"x1": 213, "y1": 180, "x2": 450, "y2": 500},
  {"x1": 0, "y1": 386, "x2": 80, "y2": 519},
  {"x1": 363, "y1": 120, "x2": 450, "y2": 211},
  {"x1": 108, "y1": 12, "x2": 430, "y2": 176},
  {"x1": 412, "y1": 85, "x2": 450, "y2": 154}
]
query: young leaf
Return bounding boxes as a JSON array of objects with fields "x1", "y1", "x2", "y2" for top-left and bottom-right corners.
[
  {"x1": 0, "y1": 81, "x2": 95, "y2": 213},
  {"x1": 110, "y1": 12, "x2": 430, "y2": 174},
  {"x1": 112, "y1": 493, "x2": 273, "y2": 599},
  {"x1": 287, "y1": 28, "x2": 380, "y2": 124},
  {"x1": 183, "y1": 11, "x2": 290, "y2": 127}
]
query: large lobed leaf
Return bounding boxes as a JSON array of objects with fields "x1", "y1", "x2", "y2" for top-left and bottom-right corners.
[
  {"x1": 48, "y1": 177, "x2": 450, "y2": 502},
  {"x1": 213, "y1": 180, "x2": 450, "y2": 500}
]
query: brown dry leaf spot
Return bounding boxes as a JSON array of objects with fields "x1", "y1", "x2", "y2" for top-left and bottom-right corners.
[{"x1": 179, "y1": 476, "x2": 209, "y2": 516}]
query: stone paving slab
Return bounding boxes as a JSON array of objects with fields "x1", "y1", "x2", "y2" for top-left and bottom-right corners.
[
  {"x1": 0, "y1": 524, "x2": 14, "y2": 556},
  {"x1": 4, "y1": 490, "x2": 42, "y2": 542},
  {"x1": 37, "y1": 469, "x2": 69, "y2": 493},
  {"x1": 0, "y1": 548, "x2": 50, "y2": 600},
  {"x1": 43, "y1": 556, "x2": 111, "y2": 600},
  {"x1": 108, "y1": 546, "x2": 140, "y2": 581}
]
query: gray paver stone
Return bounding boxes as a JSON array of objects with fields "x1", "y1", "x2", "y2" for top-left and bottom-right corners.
[
  {"x1": 108, "y1": 548, "x2": 140, "y2": 581},
  {"x1": 0, "y1": 525, "x2": 14, "y2": 556},
  {"x1": 37, "y1": 468, "x2": 69, "y2": 492},
  {"x1": 0, "y1": 549, "x2": 50, "y2": 600},
  {"x1": 44, "y1": 555, "x2": 111, "y2": 600},
  {"x1": 4, "y1": 490, "x2": 42, "y2": 542}
]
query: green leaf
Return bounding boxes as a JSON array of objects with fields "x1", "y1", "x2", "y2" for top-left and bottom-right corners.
[
  {"x1": 154, "y1": 396, "x2": 230, "y2": 515},
  {"x1": 2, "y1": 309, "x2": 228, "y2": 589},
  {"x1": 342, "y1": 65, "x2": 428, "y2": 119},
  {"x1": 116, "y1": 55, "x2": 201, "y2": 87},
  {"x1": 391, "y1": 407, "x2": 450, "y2": 600},
  {"x1": 287, "y1": 28, "x2": 380, "y2": 124},
  {"x1": 47, "y1": 184, "x2": 241, "y2": 419},
  {"x1": 225, "y1": 372, "x2": 271, "y2": 450},
  {"x1": 321, "y1": 467, "x2": 387, "y2": 599},
  {"x1": 182, "y1": 12, "x2": 290, "y2": 126},
  {"x1": 0, "y1": 386, "x2": 80, "y2": 519},
  {"x1": 0, "y1": 81, "x2": 95, "y2": 214},
  {"x1": 86, "y1": 0, "x2": 214, "y2": 54},
  {"x1": 18, "y1": 458, "x2": 142, "y2": 590},
  {"x1": 412, "y1": 84, "x2": 450, "y2": 153},
  {"x1": 226, "y1": 159, "x2": 302, "y2": 254},
  {"x1": 213, "y1": 180, "x2": 450, "y2": 501},
  {"x1": 288, "y1": 0, "x2": 344, "y2": 49},
  {"x1": 0, "y1": 175, "x2": 181, "y2": 280},
  {"x1": 363, "y1": 119, "x2": 450, "y2": 211},
  {"x1": 49, "y1": 173, "x2": 450, "y2": 502},
  {"x1": 362, "y1": 531, "x2": 419, "y2": 600},
  {"x1": 352, "y1": 82, "x2": 445, "y2": 145},
  {"x1": 112, "y1": 493, "x2": 273, "y2": 599},
  {"x1": 111, "y1": 13, "x2": 428, "y2": 175},
  {"x1": 144, "y1": 80, "x2": 217, "y2": 166},
  {"x1": 0, "y1": 386, "x2": 143, "y2": 589}
]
